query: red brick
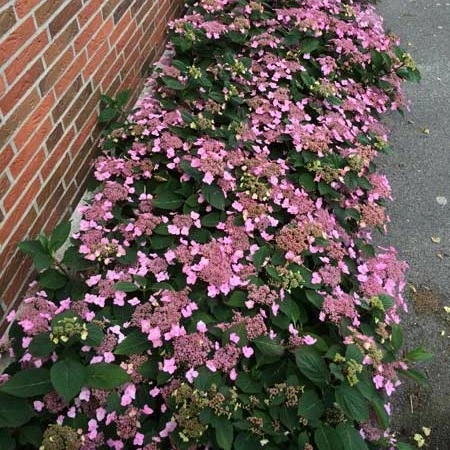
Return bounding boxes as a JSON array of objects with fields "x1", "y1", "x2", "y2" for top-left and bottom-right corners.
[
  {"x1": 82, "y1": 40, "x2": 109, "y2": 80},
  {"x1": 41, "y1": 127, "x2": 75, "y2": 180},
  {"x1": 51, "y1": 75, "x2": 82, "y2": 122},
  {"x1": 48, "y1": 0, "x2": 82, "y2": 38},
  {"x1": 0, "y1": 88, "x2": 40, "y2": 149},
  {"x1": 34, "y1": 0, "x2": 65, "y2": 26},
  {"x1": 3, "y1": 156, "x2": 43, "y2": 211},
  {"x1": 45, "y1": 122, "x2": 64, "y2": 153},
  {"x1": 13, "y1": 92, "x2": 55, "y2": 151},
  {"x1": 4, "y1": 30, "x2": 48, "y2": 84},
  {"x1": 0, "y1": 59, "x2": 44, "y2": 116},
  {"x1": 86, "y1": 18, "x2": 113, "y2": 57},
  {"x1": 0, "y1": 173, "x2": 11, "y2": 200},
  {"x1": 0, "y1": 17, "x2": 36, "y2": 66},
  {"x1": 78, "y1": 0, "x2": 103, "y2": 27},
  {"x1": 10, "y1": 116, "x2": 53, "y2": 178},
  {"x1": 101, "y1": 0, "x2": 120, "y2": 20},
  {"x1": 62, "y1": 82, "x2": 93, "y2": 128},
  {"x1": 0, "y1": 196, "x2": 37, "y2": 245},
  {"x1": 39, "y1": 47, "x2": 75, "y2": 95},
  {"x1": 54, "y1": 50, "x2": 87, "y2": 97},
  {"x1": 0, "y1": 7, "x2": 17, "y2": 35},
  {"x1": 74, "y1": 12, "x2": 102, "y2": 54},
  {"x1": 0, "y1": 144, "x2": 14, "y2": 168},
  {"x1": 74, "y1": 88, "x2": 100, "y2": 132},
  {"x1": 0, "y1": 75, "x2": 5, "y2": 98},
  {"x1": 15, "y1": 0, "x2": 42, "y2": 18},
  {"x1": 43, "y1": 19, "x2": 78, "y2": 66}
]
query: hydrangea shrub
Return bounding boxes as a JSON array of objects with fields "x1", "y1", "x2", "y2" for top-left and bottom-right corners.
[{"x1": 0, "y1": 0, "x2": 428, "y2": 449}]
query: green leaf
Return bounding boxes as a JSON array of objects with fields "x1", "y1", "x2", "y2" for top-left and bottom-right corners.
[
  {"x1": 162, "y1": 76, "x2": 186, "y2": 90},
  {"x1": 396, "y1": 443, "x2": 416, "y2": 450},
  {"x1": 305, "y1": 290, "x2": 323, "y2": 308},
  {"x1": 254, "y1": 335, "x2": 285, "y2": 357},
  {"x1": 84, "y1": 323, "x2": 105, "y2": 347},
  {"x1": 51, "y1": 359, "x2": 86, "y2": 402},
  {"x1": 405, "y1": 347, "x2": 433, "y2": 362},
  {"x1": 50, "y1": 221, "x2": 71, "y2": 252},
  {"x1": 202, "y1": 184, "x2": 226, "y2": 210},
  {"x1": 201, "y1": 211, "x2": 222, "y2": 227},
  {"x1": 0, "y1": 368, "x2": 52, "y2": 398},
  {"x1": 253, "y1": 245, "x2": 271, "y2": 271},
  {"x1": 0, "y1": 393, "x2": 34, "y2": 427},
  {"x1": 299, "y1": 172, "x2": 316, "y2": 191},
  {"x1": 85, "y1": 363, "x2": 130, "y2": 390},
  {"x1": 18, "y1": 426, "x2": 43, "y2": 446},
  {"x1": 39, "y1": 269, "x2": 67, "y2": 290},
  {"x1": 116, "y1": 90, "x2": 131, "y2": 107},
  {"x1": 399, "y1": 368, "x2": 428, "y2": 385},
  {"x1": 18, "y1": 240, "x2": 53, "y2": 271},
  {"x1": 29, "y1": 332, "x2": 55, "y2": 357},
  {"x1": 335, "y1": 383, "x2": 369, "y2": 422},
  {"x1": 224, "y1": 290, "x2": 246, "y2": 307},
  {"x1": 391, "y1": 324, "x2": 403, "y2": 352},
  {"x1": 214, "y1": 418, "x2": 233, "y2": 450},
  {"x1": 336, "y1": 424, "x2": 369, "y2": 450},
  {"x1": 372, "y1": 396, "x2": 389, "y2": 429},
  {"x1": 98, "y1": 107, "x2": 117, "y2": 123},
  {"x1": 152, "y1": 192, "x2": 184, "y2": 210},
  {"x1": 294, "y1": 347, "x2": 329, "y2": 387},
  {"x1": 298, "y1": 390, "x2": 324, "y2": 420},
  {"x1": 0, "y1": 429, "x2": 15, "y2": 450},
  {"x1": 114, "y1": 281, "x2": 138, "y2": 292},
  {"x1": 315, "y1": 425, "x2": 342, "y2": 450},
  {"x1": 114, "y1": 330, "x2": 151, "y2": 355},
  {"x1": 236, "y1": 373, "x2": 262, "y2": 394},
  {"x1": 300, "y1": 38, "x2": 320, "y2": 53},
  {"x1": 234, "y1": 432, "x2": 260, "y2": 450}
]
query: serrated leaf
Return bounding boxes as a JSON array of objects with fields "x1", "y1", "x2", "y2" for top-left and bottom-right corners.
[
  {"x1": 0, "y1": 393, "x2": 34, "y2": 427},
  {"x1": 114, "y1": 330, "x2": 151, "y2": 355},
  {"x1": 98, "y1": 107, "x2": 117, "y2": 123},
  {"x1": 391, "y1": 324, "x2": 403, "y2": 352},
  {"x1": 253, "y1": 245, "x2": 271, "y2": 271},
  {"x1": 18, "y1": 240, "x2": 53, "y2": 271},
  {"x1": 236, "y1": 373, "x2": 262, "y2": 394},
  {"x1": 51, "y1": 359, "x2": 86, "y2": 402},
  {"x1": 399, "y1": 369, "x2": 429, "y2": 385},
  {"x1": 114, "y1": 282, "x2": 138, "y2": 292},
  {"x1": 298, "y1": 390, "x2": 325, "y2": 420},
  {"x1": 315, "y1": 424, "x2": 342, "y2": 450},
  {"x1": 294, "y1": 346, "x2": 329, "y2": 387},
  {"x1": 214, "y1": 418, "x2": 233, "y2": 450},
  {"x1": 405, "y1": 347, "x2": 433, "y2": 362},
  {"x1": 202, "y1": 184, "x2": 226, "y2": 210},
  {"x1": 85, "y1": 363, "x2": 130, "y2": 390},
  {"x1": 0, "y1": 429, "x2": 15, "y2": 450},
  {"x1": 50, "y1": 221, "x2": 71, "y2": 252},
  {"x1": 152, "y1": 192, "x2": 184, "y2": 210},
  {"x1": 29, "y1": 332, "x2": 55, "y2": 357},
  {"x1": 300, "y1": 38, "x2": 320, "y2": 53},
  {"x1": 39, "y1": 269, "x2": 67, "y2": 290},
  {"x1": 0, "y1": 368, "x2": 52, "y2": 398},
  {"x1": 336, "y1": 424, "x2": 369, "y2": 450},
  {"x1": 254, "y1": 335, "x2": 285, "y2": 357},
  {"x1": 335, "y1": 384, "x2": 369, "y2": 422}
]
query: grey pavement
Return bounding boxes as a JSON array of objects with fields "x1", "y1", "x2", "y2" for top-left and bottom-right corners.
[{"x1": 376, "y1": 0, "x2": 450, "y2": 448}]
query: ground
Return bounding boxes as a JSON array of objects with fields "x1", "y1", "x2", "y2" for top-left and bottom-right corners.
[{"x1": 376, "y1": 0, "x2": 450, "y2": 447}]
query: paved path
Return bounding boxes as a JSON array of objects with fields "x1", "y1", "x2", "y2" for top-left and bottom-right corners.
[{"x1": 376, "y1": 0, "x2": 450, "y2": 447}]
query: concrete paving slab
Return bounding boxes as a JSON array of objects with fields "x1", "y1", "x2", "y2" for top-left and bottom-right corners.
[{"x1": 375, "y1": 0, "x2": 450, "y2": 447}]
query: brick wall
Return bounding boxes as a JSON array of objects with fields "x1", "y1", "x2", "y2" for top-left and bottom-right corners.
[{"x1": 0, "y1": 0, "x2": 184, "y2": 324}]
